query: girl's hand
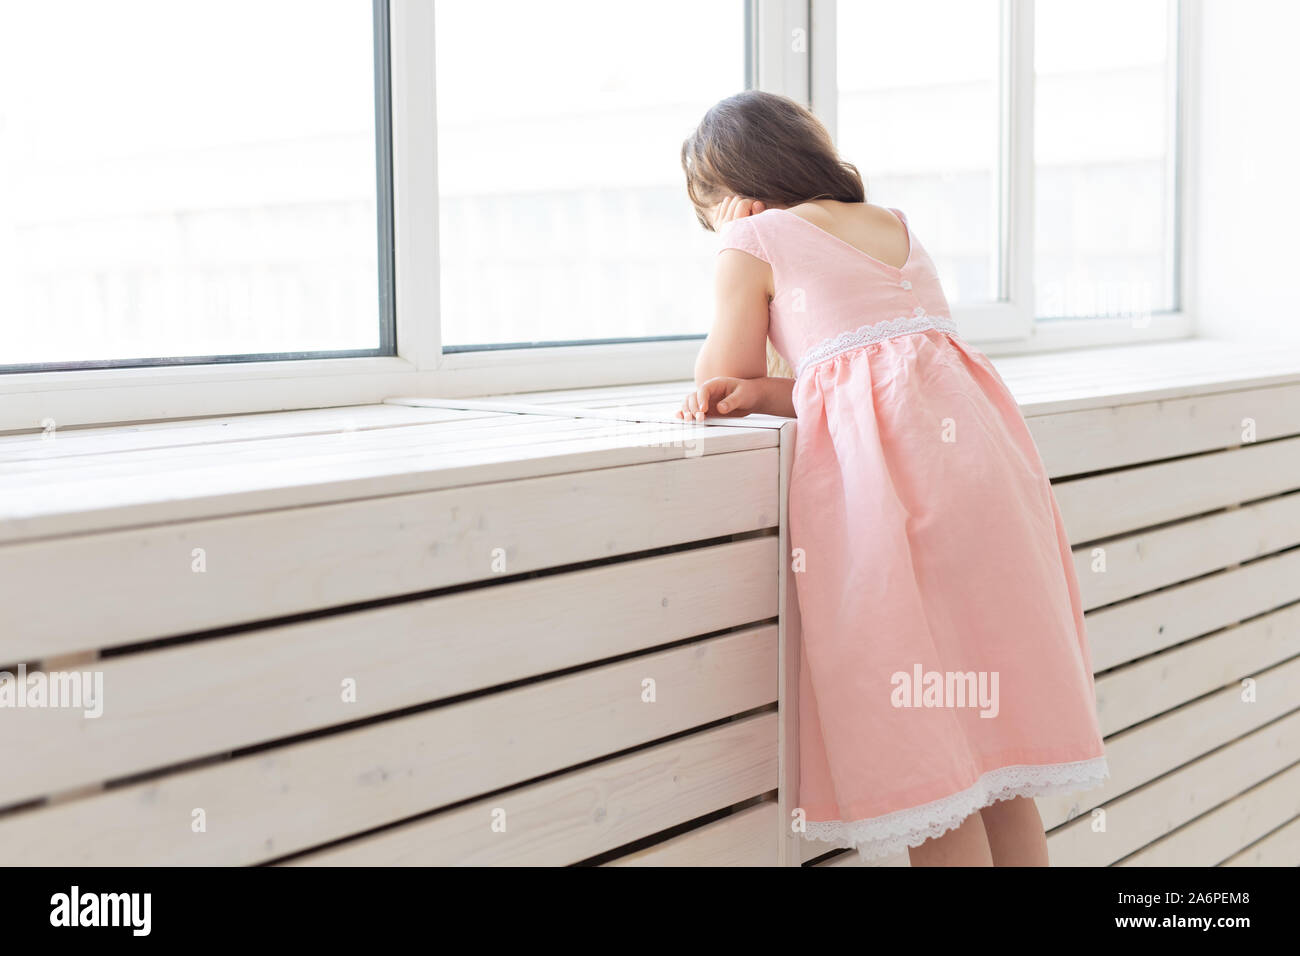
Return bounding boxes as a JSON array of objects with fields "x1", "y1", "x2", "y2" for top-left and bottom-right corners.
[
  {"x1": 675, "y1": 376, "x2": 764, "y2": 421},
  {"x1": 710, "y1": 195, "x2": 766, "y2": 229}
]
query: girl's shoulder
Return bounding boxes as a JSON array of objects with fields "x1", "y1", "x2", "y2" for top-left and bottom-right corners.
[
  {"x1": 716, "y1": 211, "x2": 780, "y2": 264},
  {"x1": 716, "y1": 205, "x2": 819, "y2": 259}
]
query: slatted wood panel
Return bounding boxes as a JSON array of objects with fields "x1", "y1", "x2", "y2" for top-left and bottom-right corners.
[
  {"x1": 1093, "y1": 604, "x2": 1300, "y2": 736},
  {"x1": 604, "y1": 800, "x2": 781, "y2": 867},
  {"x1": 0, "y1": 405, "x2": 784, "y2": 867},
  {"x1": 1052, "y1": 436, "x2": 1300, "y2": 544},
  {"x1": 1038, "y1": 657, "x2": 1300, "y2": 830},
  {"x1": 1118, "y1": 762, "x2": 1300, "y2": 867},
  {"x1": 1047, "y1": 711, "x2": 1300, "y2": 866},
  {"x1": 1083, "y1": 549, "x2": 1300, "y2": 673},
  {"x1": 1034, "y1": 377, "x2": 1300, "y2": 866},
  {"x1": 0, "y1": 412, "x2": 774, "y2": 543},
  {"x1": 290, "y1": 716, "x2": 778, "y2": 867},
  {"x1": 1029, "y1": 382, "x2": 1300, "y2": 478},
  {"x1": 0, "y1": 625, "x2": 777, "y2": 865},
  {"x1": 0, "y1": 448, "x2": 778, "y2": 661},
  {"x1": 1220, "y1": 816, "x2": 1300, "y2": 866},
  {"x1": 1072, "y1": 492, "x2": 1300, "y2": 611},
  {"x1": 0, "y1": 538, "x2": 778, "y2": 807},
  {"x1": 4, "y1": 356, "x2": 1300, "y2": 867}
]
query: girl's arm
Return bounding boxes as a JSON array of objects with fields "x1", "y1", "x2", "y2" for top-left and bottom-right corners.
[
  {"x1": 679, "y1": 199, "x2": 793, "y2": 421},
  {"x1": 693, "y1": 247, "x2": 773, "y2": 384}
]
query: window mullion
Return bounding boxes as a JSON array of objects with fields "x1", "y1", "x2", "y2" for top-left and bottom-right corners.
[
  {"x1": 1005, "y1": 0, "x2": 1036, "y2": 334},
  {"x1": 809, "y1": 0, "x2": 836, "y2": 135},
  {"x1": 389, "y1": 0, "x2": 442, "y2": 372},
  {"x1": 753, "y1": 0, "x2": 811, "y2": 105},
  {"x1": 1169, "y1": 0, "x2": 1192, "y2": 318}
]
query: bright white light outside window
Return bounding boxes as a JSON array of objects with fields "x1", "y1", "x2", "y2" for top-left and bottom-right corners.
[
  {"x1": 835, "y1": 0, "x2": 1003, "y2": 306},
  {"x1": 1035, "y1": 0, "x2": 1178, "y2": 319},
  {"x1": 0, "y1": 0, "x2": 382, "y2": 368},
  {"x1": 0, "y1": 0, "x2": 1184, "y2": 380},
  {"x1": 434, "y1": 0, "x2": 747, "y2": 349}
]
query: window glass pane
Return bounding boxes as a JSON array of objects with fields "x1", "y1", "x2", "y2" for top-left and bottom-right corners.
[
  {"x1": 1035, "y1": 0, "x2": 1177, "y2": 318},
  {"x1": 435, "y1": 0, "x2": 745, "y2": 349},
  {"x1": 0, "y1": 0, "x2": 384, "y2": 368},
  {"x1": 835, "y1": 0, "x2": 1002, "y2": 305}
]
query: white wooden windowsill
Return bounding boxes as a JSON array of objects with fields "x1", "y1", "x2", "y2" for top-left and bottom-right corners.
[
  {"x1": 393, "y1": 337, "x2": 1300, "y2": 421},
  {"x1": 2, "y1": 337, "x2": 1299, "y2": 545}
]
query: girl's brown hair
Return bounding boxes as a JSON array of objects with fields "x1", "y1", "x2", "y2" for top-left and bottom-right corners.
[
  {"x1": 681, "y1": 91, "x2": 864, "y2": 377},
  {"x1": 681, "y1": 90, "x2": 865, "y2": 232}
]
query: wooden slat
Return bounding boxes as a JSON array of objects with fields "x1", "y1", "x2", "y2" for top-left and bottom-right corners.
[
  {"x1": 1220, "y1": 815, "x2": 1300, "y2": 867},
  {"x1": 1093, "y1": 603, "x2": 1300, "y2": 735},
  {"x1": 0, "y1": 403, "x2": 490, "y2": 463},
  {"x1": 0, "y1": 538, "x2": 778, "y2": 807},
  {"x1": 0, "y1": 419, "x2": 776, "y2": 544},
  {"x1": 1029, "y1": 381, "x2": 1300, "y2": 477},
  {"x1": 999, "y1": 341, "x2": 1300, "y2": 414},
  {"x1": 606, "y1": 800, "x2": 781, "y2": 867},
  {"x1": 0, "y1": 625, "x2": 778, "y2": 865},
  {"x1": 293, "y1": 715, "x2": 778, "y2": 867},
  {"x1": 1117, "y1": 760, "x2": 1300, "y2": 867},
  {"x1": 1054, "y1": 436, "x2": 1300, "y2": 544},
  {"x1": 0, "y1": 448, "x2": 778, "y2": 661},
  {"x1": 1048, "y1": 710, "x2": 1300, "y2": 867},
  {"x1": 1085, "y1": 549, "x2": 1300, "y2": 673},
  {"x1": 1038, "y1": 656, "x2": 1300, "y2": 829},
  {"x1": 1073, "y1": 492, "x2": 1300, "y2": 610},
  {"x1": 2, "y1": 412, "x2": 607, "y2": 484}
]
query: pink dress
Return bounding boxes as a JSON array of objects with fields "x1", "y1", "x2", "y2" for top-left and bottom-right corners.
[{"x1": 719, "y1": 208, "x2": 1108, "y2": 860}]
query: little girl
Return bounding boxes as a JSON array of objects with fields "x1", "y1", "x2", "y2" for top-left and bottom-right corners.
[{"x1": 676, "y1": 91, "x2": 1108, "y2": 866}]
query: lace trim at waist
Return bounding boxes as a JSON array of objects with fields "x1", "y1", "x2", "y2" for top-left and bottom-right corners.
[{"x1": 794, "y1": 313, "x2": 959, "y2": 377}]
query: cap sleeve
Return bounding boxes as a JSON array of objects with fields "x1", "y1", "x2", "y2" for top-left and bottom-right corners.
[{"x1": 716, "y1": 215, "x2": 771, "y2": 264}]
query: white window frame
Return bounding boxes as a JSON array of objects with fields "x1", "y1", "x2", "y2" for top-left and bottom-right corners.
[
  {"x1": 808, "y1": 0, "x2": 1194, "y2": 351},
  {"x1": 0, "y1": 0, "x2": 1195, "y2": 432}
]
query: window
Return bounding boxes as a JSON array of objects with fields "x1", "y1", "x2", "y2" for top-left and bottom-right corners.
[
  {"x1": 835, "y1": 1, "x2": 1003, "y2": 306},
  {"x1": 433, "y1": 0, "x2": 746, "y2": 350},
  {"x1": 1, "y1": 0, "x2": 1191, "y2": 429},
  {"x1": 0, "y1": 0, "x2": 391, "y2": 371},
  {"x1": 1034, "y1": 0, "x2": 1179, "y2": 319},
  {"x1": 825, "y1": 0, "x2": 1184, "y2": 337}
]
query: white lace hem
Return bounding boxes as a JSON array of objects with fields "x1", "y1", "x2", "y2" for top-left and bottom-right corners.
[
  {"x1": 802, "y1": 756, "x2": 1110, "y2": 861},
  {"x1": 795, "y1": 313, "x2": 959, "y2": 378}
]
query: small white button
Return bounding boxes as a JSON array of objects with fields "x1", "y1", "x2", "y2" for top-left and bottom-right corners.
[
  {"x1": 900, "y1": 280, "x2": 913, "y2": 290},
  {"x1": 913, "y1": 306, "x2": 925, "y2": 316}
]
